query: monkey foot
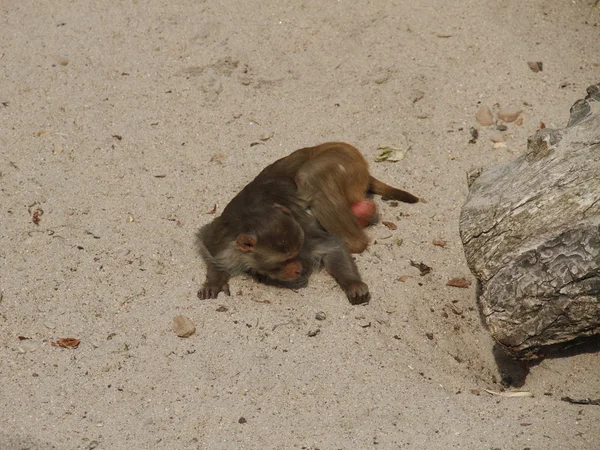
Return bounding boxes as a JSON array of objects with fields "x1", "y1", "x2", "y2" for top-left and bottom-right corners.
[
  {"x1": 197, "y1": 283, "x2": 231, "y2": 300},
  {"x1": 344, "y1": 281, "x2": 370, "y2": 305}
]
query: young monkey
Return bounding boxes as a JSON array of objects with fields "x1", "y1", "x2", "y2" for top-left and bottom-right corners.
[
  {"x1": 258, "y1": 142, "x2": 419, "y2": 253},
  {"x1": 197, "y1": 175, "x2": 370, "y2": 304}
]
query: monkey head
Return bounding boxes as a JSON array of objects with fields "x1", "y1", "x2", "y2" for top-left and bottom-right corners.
[{"x1": 236, "y1": 204, "x2": 305, "y2": 281}]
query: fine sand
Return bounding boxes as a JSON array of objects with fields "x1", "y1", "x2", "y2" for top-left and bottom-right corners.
[{"x1": 1, "y1": 1, "x2": 599, "y2": 449}]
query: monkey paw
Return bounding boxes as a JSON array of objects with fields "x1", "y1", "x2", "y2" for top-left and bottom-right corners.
[
  {"x1": 197, "y1": 282, "x2": 231, "y2": 300},
  {"x1": 344, "y1": 281, "x2": 370, "y2": 305}
]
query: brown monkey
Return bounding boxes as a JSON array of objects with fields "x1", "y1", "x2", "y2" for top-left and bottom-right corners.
[
  {"x1": 257, "y1": 142, "x2": 418, "y2": 253},
  {"x1": 196, "y1": 175, "x2": 370, "y2": 304}
]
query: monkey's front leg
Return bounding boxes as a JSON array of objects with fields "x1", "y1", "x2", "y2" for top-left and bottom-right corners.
[
  {"x1": 198, "y1": 263, "x2": 231, "y2": 300},
  {"x1": 322, "y1": 242, "x2": 370, "y2": 305}
]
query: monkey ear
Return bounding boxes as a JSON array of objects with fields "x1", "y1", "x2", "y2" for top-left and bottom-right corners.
[
  {"x1": 273, "y1": 203, "x2": 292, "y2": 215},
  {"x1": 236, "y1": 234, "x2": 256, "y2": 252}
]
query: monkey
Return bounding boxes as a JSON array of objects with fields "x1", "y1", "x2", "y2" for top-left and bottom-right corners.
[
  {"x1": 196, "y1": 175, "x2": 370, "y2": 304},
  {"x1": 256, "y1": 142, "x2": 419, "y2": 253}
]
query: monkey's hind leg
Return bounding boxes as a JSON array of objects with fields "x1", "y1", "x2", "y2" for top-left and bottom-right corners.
[{"x1": 310, "y1": 194, "x2": 369, "y2": 253}]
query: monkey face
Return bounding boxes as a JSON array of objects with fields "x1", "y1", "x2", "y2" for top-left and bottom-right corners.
[{"x1": 236, "y1": 204, "x2": 305, "y2": 281}]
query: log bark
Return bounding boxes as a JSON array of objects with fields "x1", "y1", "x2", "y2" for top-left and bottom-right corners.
[{"x1": 460, "y1": 83, "x2": 600, "y2": 360}]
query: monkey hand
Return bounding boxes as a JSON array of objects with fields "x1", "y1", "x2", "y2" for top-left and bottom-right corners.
[
  {"x1": 343, "y1": 281, "x2": 370, "y2": 305},
  {"x1": 197, "y1": 282, "x2": 231, "y2": 300}
]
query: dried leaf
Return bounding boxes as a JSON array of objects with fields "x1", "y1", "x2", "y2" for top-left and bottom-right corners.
[
  {"x1": 412, "y1": 90, "x2": 425, "y2": 104},
  {"x1": 210, "y1": 153, "x2": 227, "y2": 163},
  {"x1": 206, "y1": 204, "x2": 217, "y2": 214},
  {"x1": 410, "y1": 260, "x2": 432, "y2": 276},
  {"x1": 375, "y1": 146, "x2": 410, "y2": 162},
  {"x1": 432, "y1": 239, "x2": 447, "y2": 248},
  {"x1": 36, "y1": 130, "x2": 53, "y2": 137},
  {"x1": 382, "y1": 221, "x2": 397, "y2": 230},
  {"x1": 259, "y1": 133, "x2": 273, "y2": 141},
  {"x1": 447, "y1": 277, "x2": 471, "y2": 288},
  {"x1": 32, "y1": 208, "x2": 43, "y2": 225},
  {"x1": 484, "y1": 389, "x2": 534, "y2": 398},
  {"x1": 51, "y1": 337, "x2": 80, "y2": 349},
  {"x1": 561, "y1": 396, "x2": 600, "y2": 406}
]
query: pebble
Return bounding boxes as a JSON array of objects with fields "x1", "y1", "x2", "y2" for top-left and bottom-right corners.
[
  {"x1": 515, "y1": 116, "x2": 524, "y2": 126},
  {"x1": 475, "y1": 106, "x2": 494, "y2": 126},
  {"x1": 18, "y1": 341, "x2": 37, "y2": 353},
  {"x1": 489, "y1": 132, "x2": 505, "y2": 143},
  {"x1": 57, "y1": 57, "x2": 69, "y2": 66},
  {"x1": 43, "y1": 320, "x2": 56, "y2": 329},
  {"x1": 493, "y1": 142, "x2": 507, "y2": 149},
  {"x1": 315, "y1": 311, "x2": 326, "y2": 321},
  {"x1": 307, "y1": 329, "x2": 320, "y2": 337},
  {"x1": 497, "y1": 108, "x2": 522, "y2": 123},
  {"x1": 172, "y1": 315, "x2": 196, "y2": 338},
  {"x1": 527, "y1": 61, "x2": 543, "y2": 72}
]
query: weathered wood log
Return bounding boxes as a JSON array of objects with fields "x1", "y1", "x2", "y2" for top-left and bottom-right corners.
[{"x1": 460, "y1": 83, "x2": 600, "y2": 360}]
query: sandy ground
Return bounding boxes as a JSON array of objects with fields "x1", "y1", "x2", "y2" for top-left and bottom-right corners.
[{"x1": 1, "y1": 1, "x2": 599, "y2": 449}]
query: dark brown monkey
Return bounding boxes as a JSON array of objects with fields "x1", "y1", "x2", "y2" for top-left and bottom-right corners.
[
  {"x1": 257, "y1": 142, "x2": 418, "y2": 253},
  {"x1": 196, "y1": 176, "x2": 370, "y2": 304}
]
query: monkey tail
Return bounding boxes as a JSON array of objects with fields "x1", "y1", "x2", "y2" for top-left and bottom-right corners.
[{"x1": 368, "y1": 176, "x2": 419, "y2": 203}]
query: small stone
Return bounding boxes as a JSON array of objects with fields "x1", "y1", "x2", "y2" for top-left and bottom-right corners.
[
  {"x1": 57, "y1": 57, "x2": 69, "y2": 66},
  {"x1": 315, "y1": 311, "x2": 326, "y2": 321},
  {"x1": 426, "y1": 332, "x2": 434, "y2": 340},
  {"x1": 475, "y1": 106, "x2": 494, "y2": 126},
  {"x1": 489, "y1": 132, "x2": 505, "y2": 143},
  {"x1": 493, "y1": 142, "x2": 507, "y2": 150},
  {"x1": 216, "y1": 306, "x2": 228, "y2": 312},
  {"x1": 259, "y1": 133, "x2": 273, "y2": 141},
  {"x1": 527, "y1": 61, "x2": 543, "y2": 73},
  {"x1": 238, "y1": 417, "x2": 247, "y2": 424},
  {"x1": 43, "y1": 320, "x2": 56, "y2": 329},
  {"x1": 496, "y1": 124, "x2": 508, "y2": 132},
  {"x1": 515, "y1": 116, "x2": 524, "y2": 126},
  {"x1": 233, "y1": 113, "x2": 242, "y2": 118},
  {"x1": 307, "y1": 329, "x2": 320, "y2": 337},
  {"x1": 18, "y1": 341, "x2": 37, "y2": 353},
  {"x1": 497, "y1": 108, "x2": 522, "y2": 123},
  {"x1": 172, "y1": 315, "x2": 196, "y2": 338}
]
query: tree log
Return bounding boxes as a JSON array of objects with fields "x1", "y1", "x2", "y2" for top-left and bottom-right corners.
[{"x1": 460, "y1": 83, "x2": 600, "y2": 360}]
